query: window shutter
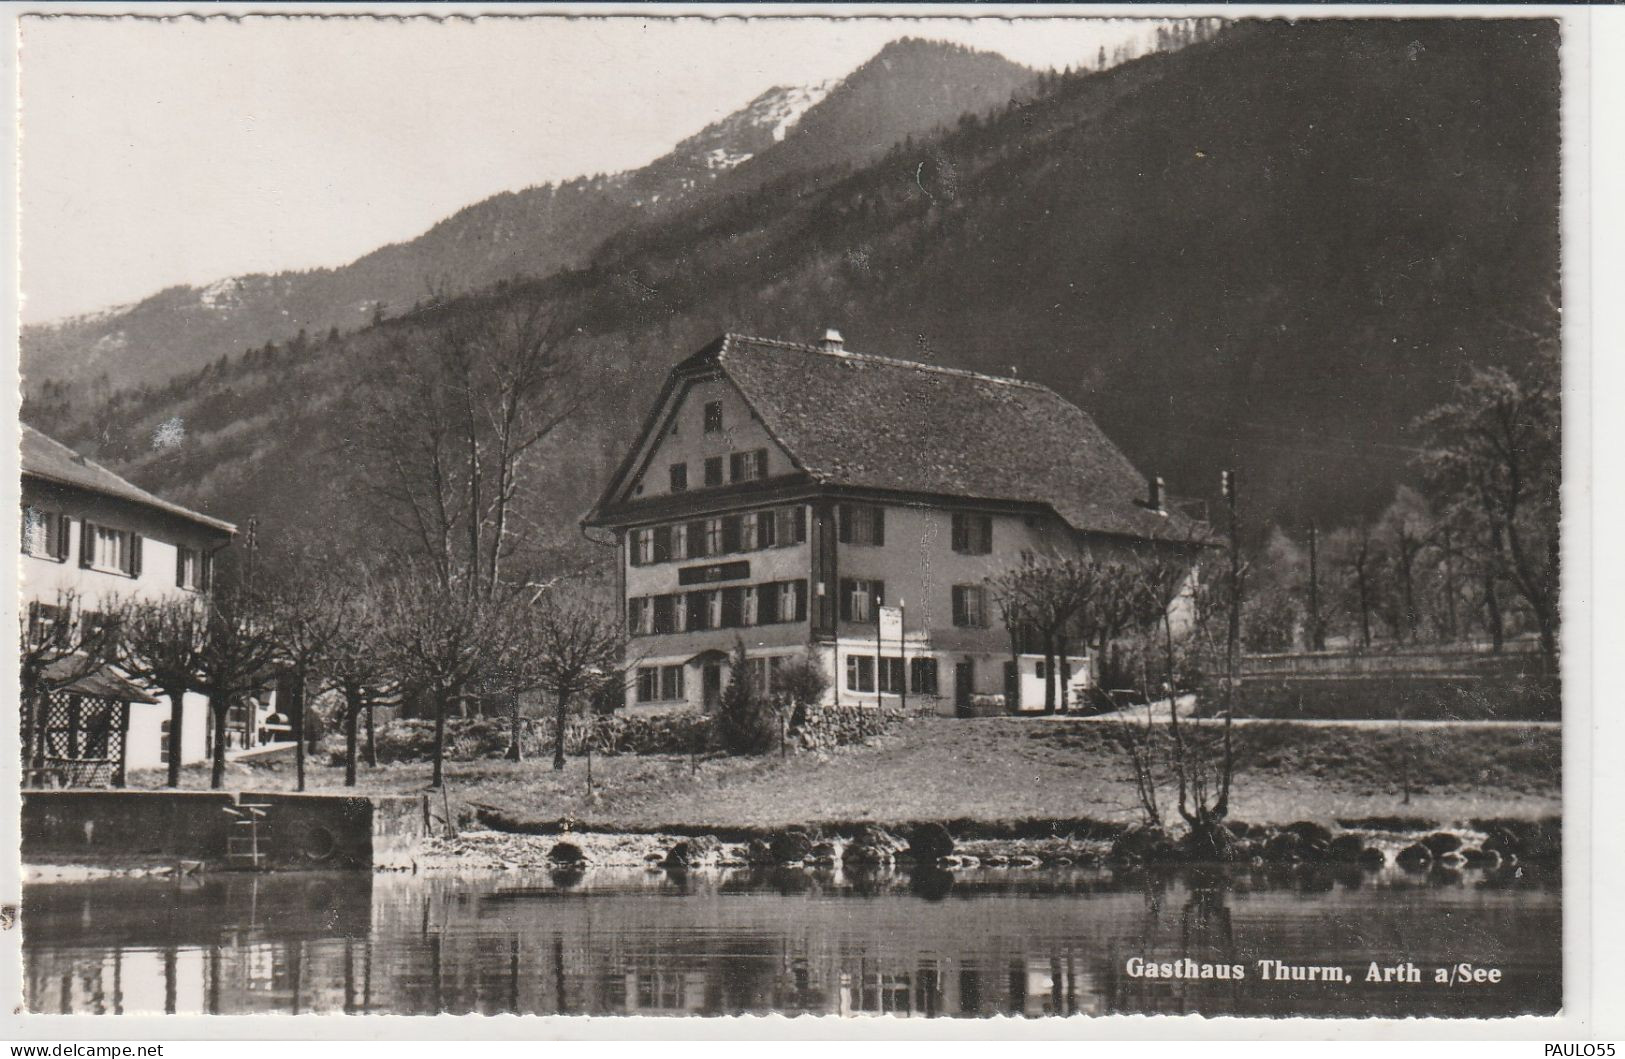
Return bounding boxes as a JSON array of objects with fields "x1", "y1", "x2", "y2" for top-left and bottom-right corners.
[
  {"x1": 176, "y1": 547, "x2": 187, "y2": 588},
  {"x1": 836, "y1": 504, "x2": 851, "y2": 544},
  {"x1": 755, "y1": 449, "x2": 768, "y2": 478},
  {"x1": 130, "y1": 534, "x2": 144, "y2": 578},
  {"x1": 951, "y1": 513, "x2": 966, "y2": 552},
  {"x1": 873, "y1": 507, "x2": 885, "y2": 547},
  {"x1": 839, "y1": 579, "x2": 853, "y2": 622},
  {"x1": 54, "y1": 515, "x2": 69, "y2": 561},
  {"x1": 952, "y1": 587, "x2": 966, "y2": 627},
  {"x1": 201, "y1": 551, "x2": 214, "y2": 591},
  {"x1": 79, "y1": 521, "x2": 95, "y2": 568},
  {"x1": 979, "y1": 515, "x2": 993, "y2": 553}
]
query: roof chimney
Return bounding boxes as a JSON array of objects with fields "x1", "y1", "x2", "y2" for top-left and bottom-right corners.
[
  {"x1": 1148, "y1": 475, "x2": 1166, "y2": 515},
  {"x1": 817, "y1": 328, "x2": 846, "y2": 353}
]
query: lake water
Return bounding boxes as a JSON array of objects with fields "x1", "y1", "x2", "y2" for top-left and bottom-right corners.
[{"x1": 22, "y1": 864, "x2": 1560, "y2": 1018}]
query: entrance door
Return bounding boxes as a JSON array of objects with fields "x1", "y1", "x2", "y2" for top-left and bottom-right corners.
[
  {"x1": 702, "y1": 663, "x2": 723, "y2": 712},
  {"x1": 954, "y1": 660, "x2": 974, "y2": 717}
]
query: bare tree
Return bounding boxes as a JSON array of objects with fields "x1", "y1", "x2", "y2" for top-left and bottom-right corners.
[
  {"x1": 1417, "y1": 338, "x2": 1560, "y2": 661},
  {"x1": 113, "y1": 595, "x2": 208, "y2": 788},
  {"x1": 197, "y1": 582, "x2": 280, "y2": 790},
  {"x1": 321, "y1": 573, "x2": 397, "y2": 786},
  {"x1": 988, "y1": 552, "x2": 1108, "y2": 713},
  {"x1": 510, "y1": 584, "x2": 623, "y2": 771},
  {"x1": 346, "y1": 303, "x2": 582, "y2": 596},
  {"x1": 265, "y1": 567, "x2": 345, "y2": 791},
  {"x1": 374, "y1": 568, "x2": 510, "y2": 787}
]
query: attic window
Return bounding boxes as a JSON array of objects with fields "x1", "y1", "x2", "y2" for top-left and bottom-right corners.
[{"x1": 704, "y1": 401, "x2": 723, "y2": 434}]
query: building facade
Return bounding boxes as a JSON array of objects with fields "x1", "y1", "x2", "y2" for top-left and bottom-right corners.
[
  {"x1": 584, "y1": 332, "x2": 1199, "y2": 715},
  {"x1": 19, "y1": 424, "x2": 274, "y2": 776}
]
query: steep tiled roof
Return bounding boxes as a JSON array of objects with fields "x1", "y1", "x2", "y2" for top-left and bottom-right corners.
[
  {"x1": 628, "y1": 333, "x2": 1198, "y2": 541},
  {"x1": 20, "y1": 424, "x2": 236, "y2": 535}
]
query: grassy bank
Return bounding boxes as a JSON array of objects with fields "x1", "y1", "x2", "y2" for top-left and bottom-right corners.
[{"x1": 129, "y1": 716, "x2": 1560, "y2": 833}]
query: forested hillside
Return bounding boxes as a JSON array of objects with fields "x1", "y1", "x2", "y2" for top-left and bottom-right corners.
[{"x1": 25, "y1": 18, "x2": 1560, "y2": 563}]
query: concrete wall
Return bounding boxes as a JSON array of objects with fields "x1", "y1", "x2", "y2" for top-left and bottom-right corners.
[{"x1": 21, "y1": 790, "x2": 428, "y2": 871}]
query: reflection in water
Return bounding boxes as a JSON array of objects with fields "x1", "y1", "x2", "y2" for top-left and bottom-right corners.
[{"x1": 22, "y1": 863, "x2": 1559, "y2": 1018}]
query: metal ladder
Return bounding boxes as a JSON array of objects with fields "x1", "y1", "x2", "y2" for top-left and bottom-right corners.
[{"x1": 223, "y1": 802, "x2": 271, "y2": 870}]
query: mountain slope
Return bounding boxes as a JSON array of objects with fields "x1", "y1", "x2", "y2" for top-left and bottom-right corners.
[
  {"x1": 22, "y1": 38, "x2": 1035, "y2": 394},
  {"x1": 27, "y1": 18, "x2": 1560, "y2": 557}
]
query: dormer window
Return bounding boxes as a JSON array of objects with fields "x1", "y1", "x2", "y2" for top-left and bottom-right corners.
[{"x1": 704, "y1": 401, "x2": 723, "y2": 433}]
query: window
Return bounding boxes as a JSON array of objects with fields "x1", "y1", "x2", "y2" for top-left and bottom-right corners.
[
  {"x1": 840, "y1": 578, "x2": 885, "y2": 623},
  {"x1": 774, "y1": 506, "x2": 806, "y2": 546},
  {"x1": 703, "y1": 456, "x2": 725, "y2": 487},
  {"x1": 21, "y1": 507, "x2": 67, "y2": 560},
  {"x1": 661, "y1": 665, "x2": 684, "y2": 701},
  {"x1": 26, "y1": 601, "x2": 67, "y2": 650},
  {"x1": 743, "y1": 584, "x2": 760, "y2": 626},
  {"x1": 845, "y1": 654, "x2": 876, "y2": 693},
  {"x1": 704, "y1": 400, "x2": 723, "y2": 433},
  {"x1": 720, "y1": 515, "x2": 743, "y2": 554},
  {"x1": 671, "y1": 523, "x2": 689, "y2": 560},
  {"x1": 838, "y1": 503, "x2": 885, "y2": 546},
  {"x1": 702, "y1": 518, "x2": 724, "y2": 556},
  {"x1": 750, "y1": 511, "x2": 774, "y2": 549},
  {"x1": 720, "y1": 586, "x2": 746, "y2": 629},
  {"x1": 685, "y1": 520, "x2": 709, "y2": 559},
  {"x1": 685, "y1": 591, "x2": 711, "y2": 632},
  {"x1": 730, "y1": 448, "x2": 768, "y2": 483},
  {"x1": 652, "y1": 594, "x2": 678, "y2": 634},
  {"x1": 637, "y1": 667, "x2": 661, "y2": 703},
  {"x1": 669, "y1": 463, "x2": 688, "y2": 493},
  {"x1": 910, "y1": 657, "x2": 939, "y2": 696},
  {"x1": 879, "y1": 657, "x2": 905, "y2": 695},
  {"x1": 81, "y1": 522, "x2": 141, "y2": 577},
  {"x1": 765, "y1": 580, "x2": 805, "y2": 624},
  {"x1": 631, "y1": 529, "x2": 654, "y2": 566},
  {"x1": 951, "y1": 512, "x2": 993, "y2": 554},
  {"x1": 628, "y1": 597, "x2": 654, "y2": 636},
  {"x1": 952, "y1": 585, "x2": 988, "y2": 628},
  {"x1": 176, "y1": 546, "x2": 206, "y2": 590}
]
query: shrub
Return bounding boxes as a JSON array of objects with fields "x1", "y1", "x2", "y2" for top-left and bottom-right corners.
[{"x1": 714, "y1": 641, "x2": 780, "y2": 755}]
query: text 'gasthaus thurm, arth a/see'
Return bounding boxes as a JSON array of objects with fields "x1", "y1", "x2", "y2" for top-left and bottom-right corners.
[{"x1": 1123, "y1": 958, "x2": 1507, "y2": 986}]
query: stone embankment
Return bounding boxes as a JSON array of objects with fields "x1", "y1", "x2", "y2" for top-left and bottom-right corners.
[{"x1": 416, "y1": 815, "x2": 1559, "y2": 875}]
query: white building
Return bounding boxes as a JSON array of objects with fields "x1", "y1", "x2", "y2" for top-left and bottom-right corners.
[{"x1": 19, "y1": 424, "x2": 278, "y2": 780}]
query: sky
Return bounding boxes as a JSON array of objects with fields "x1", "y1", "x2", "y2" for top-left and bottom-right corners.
[{"x1": 18, "y1": 14, "x2": 1168, "y2": 324}]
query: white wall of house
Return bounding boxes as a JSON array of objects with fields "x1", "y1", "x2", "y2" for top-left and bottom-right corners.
[
  {"x1": 124, "y1": 692, "x2": 210, "y2": 773},
  {"x1": 22, "y1": 478, "x2": 233, "y2": 768}
]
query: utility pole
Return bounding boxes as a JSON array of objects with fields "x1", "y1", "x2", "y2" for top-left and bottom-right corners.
[
  {"x1": 1221, "y1": 471, "x2": 1241, "y2": 712},
  {"x1": 1307, "y1": 521, "x2": 1323, "y2": 651},
  {"x1": 1441, "y1": 523, "x2": 1459, "y2": 643}
]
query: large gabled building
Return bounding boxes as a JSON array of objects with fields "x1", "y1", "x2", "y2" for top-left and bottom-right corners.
[{"x1": 584, "y1": 331, "x2": 1199, "y2": 714}]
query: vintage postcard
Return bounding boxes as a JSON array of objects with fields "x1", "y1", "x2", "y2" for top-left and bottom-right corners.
[{"x1": 2, "y1": 2, "x2": 1605, "y2": 1035}]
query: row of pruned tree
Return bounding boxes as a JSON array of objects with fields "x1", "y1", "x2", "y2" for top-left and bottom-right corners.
[
  {"x1": 985, "y1": 546, "x2": 1239, "y2": 850},
  {"x1": 20, "y1": 559, "x2": 624, "y2": 791}
]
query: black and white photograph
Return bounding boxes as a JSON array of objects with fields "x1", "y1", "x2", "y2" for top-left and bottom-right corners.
[{"x1": 2, "y1": 3, "x2": 1608, "y2": 1033}]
